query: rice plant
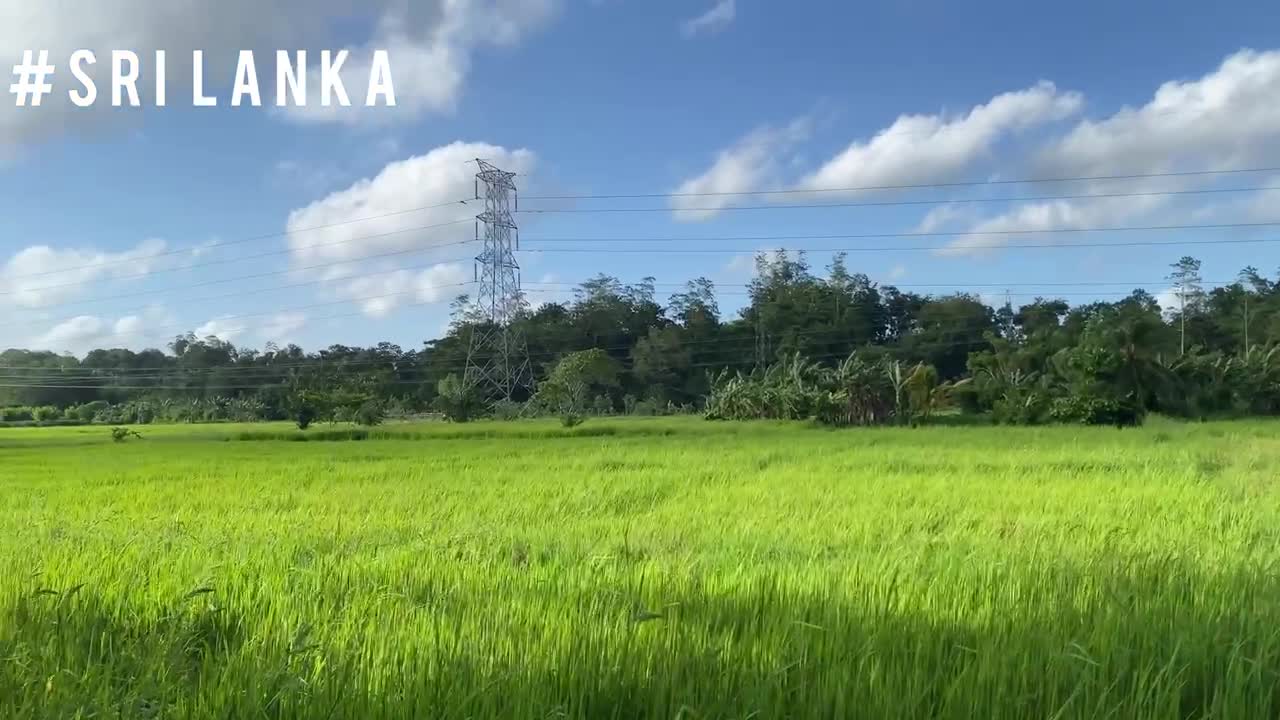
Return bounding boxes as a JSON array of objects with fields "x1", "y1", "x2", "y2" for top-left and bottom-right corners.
[{"x1": 2, "y1": 417, "x2": 1278, "y2": 718}]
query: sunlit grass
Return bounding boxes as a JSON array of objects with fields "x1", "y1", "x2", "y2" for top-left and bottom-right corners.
[{"x1": 3, "y1": 417, "x2": 1279, "y2": 718}]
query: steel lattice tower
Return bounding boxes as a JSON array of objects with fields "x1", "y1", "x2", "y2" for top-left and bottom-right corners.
[{"x1": 464, "y1": 159, "x2": 531, "y2": 401}]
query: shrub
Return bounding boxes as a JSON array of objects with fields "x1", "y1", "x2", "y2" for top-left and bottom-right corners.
[
  {"x1": 561, "y1": 413, "x2": 585, "y2": 428},
  {"x1": 991, "y1": 391, "x2": 1050, "y2": 426},
  {"x1": 296, "y1": 406, "x2": 317, "y2": 431},
  {"x1": 110, "y1": 427, "x2": 142, "y2": 442},
  {"x1": 434, "y1": 374, "x2": 480, "y2": 423},
  {"x1": 0, "y1": 407, "x2": 34, "y2": 422},
  {"x1": 1050, "y1": 395, "x2": 1144, "y2": 427},
  {"x1": 591, "y1": 394, "x2": 614, "y2": 416},
  {"x1": 491, "y1": 399, "x2": 525, "y2": 421},
  {"x1": 631, "y1": 399, "x2": 660, "y2": 416},
  {"x1": 354, "y1": 400, "x2": 386, "y2": 427},
  {"x1": 70, "y1": 401, "x2": 110, "y2": 423}
]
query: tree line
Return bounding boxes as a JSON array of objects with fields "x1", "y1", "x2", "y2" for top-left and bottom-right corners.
[{"x1": 2, "y1": 252, "x2": 1278, "y2": 427}]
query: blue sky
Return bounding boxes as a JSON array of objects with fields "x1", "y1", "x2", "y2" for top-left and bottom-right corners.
[{"x1": 1, "y1": 0, "x2": 1279, "y2": 355}]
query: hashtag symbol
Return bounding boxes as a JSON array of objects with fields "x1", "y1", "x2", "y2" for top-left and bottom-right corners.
[{"x1": 10, "y1": 50, "x2": 55, "y2": 107}]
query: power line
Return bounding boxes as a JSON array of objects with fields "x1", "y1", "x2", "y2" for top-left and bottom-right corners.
[
  {"x1": 516, "y1": 185, "x2": 1280, "y2": 215},
  {"x1": 3, "y1": 281, "x2": 476, "y2": 357},
  {"x1": 16, "y1": 219, "x2": 1277, "y2": 317},
  {"x1": 522, "y1": 279, "x2": 1240, "y2": 289},
  {"x1": 0, "y1": 327, "x2": 1011, "y2": 387},
  {"x1": 1, "y1": 249, "x2": 477, "y2": 325},
  {"x1": 522, "y1": 287, "x2": 1186, "y2": 299},
  {"x1": 0, "y1": 218, "x2": 475, "y2": 296},
  {"x1": 15, "y1": 167, "x2": 1266, "y2": 282},
  {"x1": 522, "y1": 166, "x2": 1280, "y2": 201},
  {"x1": 519, "y1": 220, "x2": 1280, "y2": 244},
  {"x1": 523, "y1": 235, "x2": 1280, "y2": 255},
  {"x1": 7, "y1": 200, "x2": 475, "y2": 282}
]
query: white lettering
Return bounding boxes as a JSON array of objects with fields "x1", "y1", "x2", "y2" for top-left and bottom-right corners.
[
  {"x1": 320, "y1": 50, "x2": 350, "y2": 107},
  {"x1": 68, "y1": 50, "x2": 96, "y2": 107},
  {"x1": 154, "y1": 50, "x2": 166, "y2": 106},
  {"x1": 366, "y1": 50, "x2": 396, "y2": 107},
  {"x1": 192, "y1": 50, "x2": 216, "y2": 106},
  {"x1": 112, "y1": 50, "x2": 140, "y2": 107},
  {"x1": 231, "y1": 50, "x2": 261, "y2": 106},
  {"x1": 276, "y1": 50, "x2": 306, "y2": 106}
]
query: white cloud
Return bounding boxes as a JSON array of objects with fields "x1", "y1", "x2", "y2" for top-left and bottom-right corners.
[
  {"x1": 286, "y1": 141, "x2": 534, "y2": 267},
  {"x1": 887, "y1": 264, "x2": 907, "y2": 281},
  {"x1": 25, "y1": 305, "x2": 172, "y2": 355},
  {"x1": 933, "y1": 194, "x2": 1168, "y2": 256},
  {"x1": 195, "y1": 315, "x2": 249, "y2": 343},
  {"x1": 681, "y1": 0, "x2": 736, "y2": 37},
  {"x1": 337, "y1": 262, "x2": 468, "y2": 318},
  {"x1": 526, "y1": 271, "x2": 573, "y2": 307},
  {"x1": 258, "y1": 312, "x2": 308, "y2": 343},
  {"x1": 282, "y1": 1, "x2": 562, "y2": 125},
  {"x1": 0, "y1": 239, "x2": 166, "y2": 309},
  {"x1": 935, "y1": 48, "x2": 1280, "y2": 257},
  {"x1": 0, "y1": 1, "x2": 561, "y2": 150},
  {"x1": 1155, "y1": 287, "x2": 1181, "y2": 317},
  {"x1": 671, "y1": 82, "x2": 1080, "y2": 224},
  {"x1": 725, "y1": 253, "x2": 757, "y2": 276},
  {"x1": 671, "y1": 118, "x2": 810, "y2": 221},
  {"x1": 799, "y1": 81, "x2": 1082, "y2": 192},
  {"x1": 1036, "y1": 49, "x2": 1280, "y2": 177}
]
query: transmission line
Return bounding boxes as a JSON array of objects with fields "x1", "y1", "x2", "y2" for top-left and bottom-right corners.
[
  {"x1": 521, "y1": 165, "x2": 1280, "y2": 201},
  {"x1": 523, "y1": 235, "x2": 1280, "y2": 255},
  {"x1": 7, "y1": 200, "x2": 476, "y2": 282},
  {"x1": 516, "y1": 185, "x2": 1280, "y2": 215}
]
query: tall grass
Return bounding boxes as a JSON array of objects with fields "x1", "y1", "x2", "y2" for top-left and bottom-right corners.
[{"x1": 2, "y1": 417, "x2": 1279, "y2": 718}]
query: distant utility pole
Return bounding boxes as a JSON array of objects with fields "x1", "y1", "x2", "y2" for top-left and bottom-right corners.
[
  {"x1": 464, "y1": 159, "x2": 531, "y2": 401},
  {"x1": 1244, "y1": 294, "x2": 1250, "y2": 353},
  {"x1": 1167, "y1": 256, "x2": 1203, "y2": 357}
]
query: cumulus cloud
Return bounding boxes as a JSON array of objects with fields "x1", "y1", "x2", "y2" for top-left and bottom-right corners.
[
  {"x1": 285, "y1": 141, "x2": 534, "y2": 267},
  {"x1": 0, "y1": 1, "x2": 561, "y2": 151},
  {"x1": 1154, "y1": 288, "x2": 1181, "y2": 317},
  {"x1": 282, "y1": 0, "x2": 559, "y2": 125},
  {"x1": 933, "y1": 194, "x2": 1169, "y2": 256},
  {"x1": 681, "y1": 0, "x2": 736, "y2": 38},
  {"x1": 799, "y1": 81, "x2": 1082, "y2": 193},
  {"x1": 195, "y1": 315, "x2": 249, "y2": 343},
  {"x1": 0, "y1": 239, "x2": 166, "y2": 309},
  {"x1": 670, "y1": 82, "x2": 1079, "y2": 223},
  {"x1": 25, "y1": 305, "x2": 172, "y2": 355},
  {"x1": 936, "y1": 48, "x2": 1280, "y2": 256},
  {"x1": 671, "y1": 119, "x2": 810, "y2": 221},
  {"x1": 336, "y1": 262, "x2": 469, "y2": 318},
  {"x1": 1036, "y1": 49, "x2": 1280, "y2": 177},
  {"x1": 258, "y1": 312, "x2": 308, "y2": 343}
]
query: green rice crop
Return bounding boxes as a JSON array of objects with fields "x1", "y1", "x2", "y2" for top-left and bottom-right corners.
[{"x1": 2, "y1": 417, "x2": 1279, "y2": 718}]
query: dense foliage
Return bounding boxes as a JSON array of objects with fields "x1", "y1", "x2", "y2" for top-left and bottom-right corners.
[{"x1": 3, "y1": 252, "x2": 1278, "y2": 426}]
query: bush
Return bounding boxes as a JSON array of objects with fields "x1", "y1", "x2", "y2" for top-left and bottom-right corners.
[
  {"x1": 591, "y1": 394, "x2": 614, "y2": 416},
  {"x1": 354, "y1": 400, "x2": 386, "y2": 427},
  {"x1": 1050, "y1": 395, "x2": 1144, "y2": 427},
  {"x1": 491, "y1": 399, "x2": 525, "y2": 421},
  {"x1": 110, "y1": 427, "x2": 142, "y2": 442},
  {"x1": 434, "y1": 374, "x2": 480, "y2": 423},
  {"x1": 631, "y1": 399, "x2": 661, "y2": 416},
  {"x1": 991, "y1": 390, "x2": 1050, "y2": 426},
  {"x1": 561, "y1": 413, "x2": 585, "y2": 428},
  {"x1": 296, "y1": 406, "x2": 316, "y2": 431},
  {"x1": 0, "y1": 407, "x2": 34, "y2": 422},
  {"x1": 70, "y1": 401, "x2": 110, "y2": 424}
]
